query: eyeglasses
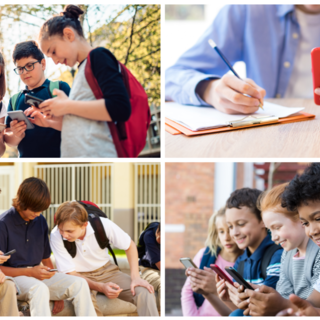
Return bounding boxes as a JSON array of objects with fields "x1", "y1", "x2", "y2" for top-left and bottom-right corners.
[{"x1": 14, "y1": 60, "x2": 41, "y2": 75}]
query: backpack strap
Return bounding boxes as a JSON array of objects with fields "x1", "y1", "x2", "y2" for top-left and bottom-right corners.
[
  {"x1": 305, "y1": 238, "x2": 319, "y2": 285},
  {"x1": 10, "y1": 92, "x2": 23, "y2": 111},
  {"x1": 261, "y1": 243, "x2": 282, "y2": 279},
  {"x1": 89, "y1": 212, "x2": 119, "y2": 268},
  {"x1": 49, "y1": 80, "x2": 60, "y2": 98},
  {"x1": 237, "y1": 260, "x2": 245, "y2": 277}
]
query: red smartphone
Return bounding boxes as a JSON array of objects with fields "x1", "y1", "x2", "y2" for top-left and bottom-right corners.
[
  {"x1": 210, "y1": 264, "x2": 234, "y2": 286},
  {"x1": 311, "y1": 47, "x2": 320, "y2": 105}
]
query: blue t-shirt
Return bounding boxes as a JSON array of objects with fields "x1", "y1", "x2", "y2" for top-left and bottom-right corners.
[
  {"x1": 0, "y1": 207, "x2": 51, "y2": 268},
  {"x1": 233, "y1": 234, "x2": 283, "y2": 288},
  {"x1": 6, "y1": 79, "x2": 70, "y2": 158},
  {"x1": 139, "y1": 223, "x2": 160, "y2": 270}
]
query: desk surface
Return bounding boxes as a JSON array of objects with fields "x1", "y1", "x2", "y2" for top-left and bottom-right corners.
[{"x1": 165, "y1": 99, "x2": 320, "y2": 158}]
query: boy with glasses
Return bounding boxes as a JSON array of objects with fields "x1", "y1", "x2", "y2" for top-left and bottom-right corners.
[{"x1": 4, "y1": 40, "x2": 70, "y2": 157}]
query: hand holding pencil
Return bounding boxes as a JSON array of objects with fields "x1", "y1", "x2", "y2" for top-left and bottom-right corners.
[{"x1": 196, "y1": 40, "x2": 266, "y2": 115}]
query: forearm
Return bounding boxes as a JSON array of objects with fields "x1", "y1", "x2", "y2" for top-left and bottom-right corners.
[
  {"x1": 67, "y1": 271, "x2": 103, "y2": 292},
  {"x1": 203, "y1": 293, "x2": 233, "y2": 316},
  {"x1": 66, "y1": 99, "x2": 112, "y2": 121},
  {"x1": 4, "y1": 131, "x2": 23, "y2": 147},
  {"x1": 126, "y1": 240, "x2": 140, "y2": 280},
  {"x1": 0, "y1": 265, "x2": 32, "y2": 277},
  {"x1": 46, "y1": 118, "x2": 62, "y2": 131},
  {"x1": 0, "y1": 137, "x2": 5, "y2": 157},
  {"x1": 41, "y1": 258, "x2": 54, "y2": 269}
]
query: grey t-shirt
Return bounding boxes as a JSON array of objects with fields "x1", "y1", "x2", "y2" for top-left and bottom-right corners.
[{"x1": 61, "y1": 59, "x2": 117, "y2": 158}]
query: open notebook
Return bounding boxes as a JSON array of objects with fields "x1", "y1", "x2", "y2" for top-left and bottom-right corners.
[{"x1": 165, "y1": 101, "x2": 305, "y2": 131}]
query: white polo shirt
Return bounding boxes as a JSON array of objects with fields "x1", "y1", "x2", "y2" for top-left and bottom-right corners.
[{"x1": 50, "y1": 217, "x2": 131, "y2": 273}]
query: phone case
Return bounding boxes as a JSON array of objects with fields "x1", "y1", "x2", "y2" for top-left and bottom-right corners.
[
  {"x1": 24, "y1": 94, "x2": 44, "y2": 109},
  {"x1": 7, "y1": 111, "x2": 34, "y2": 130},
  {"x1": 311, "y1": 47, "x2": 320, "y2": 105},
  {"x1": 210, "y1": 264, "x2": 234, "y2": 285},
  {"x1": 225, "y1": 267, "x2": 254, "y2": 290}
]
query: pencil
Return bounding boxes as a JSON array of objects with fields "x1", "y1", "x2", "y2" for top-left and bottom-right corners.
[{"x1": 208, "y1": 39, "x2": 263, "y2": 110}]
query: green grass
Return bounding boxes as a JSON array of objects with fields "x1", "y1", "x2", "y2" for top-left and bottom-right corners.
[{"x1": 110, "y1": 249, "x2": 127, "y2": 258}]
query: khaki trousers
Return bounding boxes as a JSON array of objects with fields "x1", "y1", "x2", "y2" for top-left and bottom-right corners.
[
  {"x1": 140, "y1": 266, "x2": 161, "y2": 309},
  {"x1": 0, "y1": 279, "x2": 19, "y2": 316},
  {"x1": 79, "y1": 262, "x2": 159, "y2": 317},
  {"x1": 15, "y1": 272, "x2": 96, "y2": 316}
]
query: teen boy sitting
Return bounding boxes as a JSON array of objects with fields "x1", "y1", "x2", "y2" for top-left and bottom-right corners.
[
  {"x1": 0, "y1": 178, "x2": 96, "y2": 317},
  {"x1": 275, "y1": 163, "x2": 320, "y2": 316},
  {"x1": 194, "y1": 188, "x2": 282, "y2": 316},
  {"x1": 50, "y1": 201, "x2": 159, "y2": 317},
  {"x1": 4, "y1": 40, "x2": 70, "y2": 157},
  {"x1": 138, "y1": 222, "x2": 161, "y2": 309}
]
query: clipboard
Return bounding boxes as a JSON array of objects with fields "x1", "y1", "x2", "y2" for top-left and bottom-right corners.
[{"x1": 165, "y1": 112, "x2": 316, "y2": 136}]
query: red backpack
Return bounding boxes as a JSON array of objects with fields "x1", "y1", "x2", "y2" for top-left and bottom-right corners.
[{"x1": 85, "y1": 50, "x2": 151, "y2": 158}]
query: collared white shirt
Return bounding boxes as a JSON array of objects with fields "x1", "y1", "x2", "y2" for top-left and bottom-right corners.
[{"x1": 50, "y1": 217, "x2": 131, "y2": 273}]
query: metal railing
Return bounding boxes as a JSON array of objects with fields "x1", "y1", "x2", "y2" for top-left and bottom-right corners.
[
  {"x1": 34, "y1": 163, "x2": 113, "y2": 231},
  {"x1": 134, "y1": 163, "x2": 161, "y2": 242}
]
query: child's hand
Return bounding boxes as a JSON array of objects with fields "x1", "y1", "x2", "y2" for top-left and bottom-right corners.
[
  {"x1": 315, "y1": 88, "x2": 320, "y2": 96},
  {"x1": 197, "y1": 74, "x2": 266, "y2": 114},
  {"x1": 216, "y1": 275, "x2": 230, "y2": 301},
  {"x1": 188, "y1": 267, "x2": 217, "y2": 295},
  {"x1": 25, "y1": 107, "x2": 49, "y2": 128},
  {"x1": 0, "y1": 251, "x2": 10, "y2": 264},
  {"x1": 9, "y1": 120, "x2": 27, "y2": 138},
  {"x1": 226, "y1": 281, "x2": 245, "y2": 308},
  {"x1": 40, "y1": 89, "x2": 70, "y2": 118}
]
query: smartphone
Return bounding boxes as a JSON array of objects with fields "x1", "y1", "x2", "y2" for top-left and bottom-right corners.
[
  {"x1": 3, "y1": 249, "x2": 16, "y2": 256},
  {"x1": 7, "y1": 111, "x2": 34, "y2": 130},
  {"x1": 24, "y1": 94, "x2": 44, "y2": 109},
  {"x1": 311, "y1": 47, "x2": 320, "y2": 105},
  {"x1": 225, "y1": 267, "x2": 254, "y2": 290},
  {"x1": 180, "y1": 257, "x2": 198, "y2": 269},
  {"x1": 210, "y1": 264, "x2": 234, "y2": 286},
  {"x1": 48, "y1": 269, "x2": 58, "y2": 272},
  {"x1": 0, "y1": 123, "x2": 6, "y2": 133}
]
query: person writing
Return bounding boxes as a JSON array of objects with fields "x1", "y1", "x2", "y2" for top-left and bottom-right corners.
[{"x1": 166, "y1": 5, "x2": 320, "y2": 114}]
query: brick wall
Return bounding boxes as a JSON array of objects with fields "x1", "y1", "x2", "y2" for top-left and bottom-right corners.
[{"x1": 165, "y1": 163, "x2": 215, "y2": 315}]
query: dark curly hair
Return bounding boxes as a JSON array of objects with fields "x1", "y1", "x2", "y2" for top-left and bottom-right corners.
[
  {"x1": 226, "y1": 188, "x2": 263, "y2": 221},
  {"x1": 12, "y1": 40, "x2": 44, "y2": 64},
  {"x1": 282, "y1": 163, "x2": 320, "y2": 211}
]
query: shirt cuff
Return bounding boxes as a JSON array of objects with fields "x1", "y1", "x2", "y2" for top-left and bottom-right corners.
[{"x1": 184, "y1": 73, "x2": 220, "y2": 106}]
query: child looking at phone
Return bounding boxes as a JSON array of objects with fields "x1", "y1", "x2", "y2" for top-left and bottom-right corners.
[
  {"x1": 275, "y1": 163, "x2": 320, "y2": 316},
  {"x1": 4, "y1": 40, "x2": 70, "y2": 158},
  {"x1": 181, "y1": 206, "x2": 243, "y2": 316},
  {"x1": 0, "y1": 51, "x2": 7, "y2": 157},
  {"x1": 37, "y1": 5, "x2": 131, "y2": 158},
  {"x1": 214, "y1": 188, "x2": 282, "y2": 316},
  {"x1": 238, "y1": 183, "x2": 320, "y2": 316}
]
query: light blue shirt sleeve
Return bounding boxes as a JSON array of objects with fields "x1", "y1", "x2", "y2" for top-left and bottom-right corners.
[
  {"x1": 165, "y1": 5, "x2": 299, "y2": 105},
  {"x1": 165, "y1": 5, "x2": 247, "y2": 106}
]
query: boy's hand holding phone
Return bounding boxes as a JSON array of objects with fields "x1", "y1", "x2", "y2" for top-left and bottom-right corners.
[
  {"x1": 8, "y1": 120, "x2": 27, "y2": 139},
  {"x1": 29, "y1": 265, "x2": 56, "y2": 280},
  {"x1": 0, "y1": 250, "x2": 11, "y2": 264},
  {"x1": 197, "y1": 74, "x2": 266, "y2": 115},
  {"x1": 226, "y1": 281, "x2": 246, "y2": 308}
]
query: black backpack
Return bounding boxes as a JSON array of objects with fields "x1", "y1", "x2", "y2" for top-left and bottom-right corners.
[
  {"x1": 137, "y1": 222, "x2": 160, "y2": 259},
  {"x1": 237, "y1": 243, "x2": 281, "y2": 279},
  {"x1": 62, "y1": 201, "x2": 119, "y2": 267}
]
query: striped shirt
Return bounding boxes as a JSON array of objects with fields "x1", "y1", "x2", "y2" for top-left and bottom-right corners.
[{"x1": 276, "y1": 249, "x2": 320, "y2": 299}]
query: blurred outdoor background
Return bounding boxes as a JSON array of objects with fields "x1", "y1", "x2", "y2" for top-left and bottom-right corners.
[
  {"x1": 165, "y1": 162, "x2": 309, "y2": 316},
  {"x1": 0, "y1": 161, "x2": 160, "y2": 244},
  {"x1": 0, "y1": 4, "x2": 160, "y2": 158}
]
